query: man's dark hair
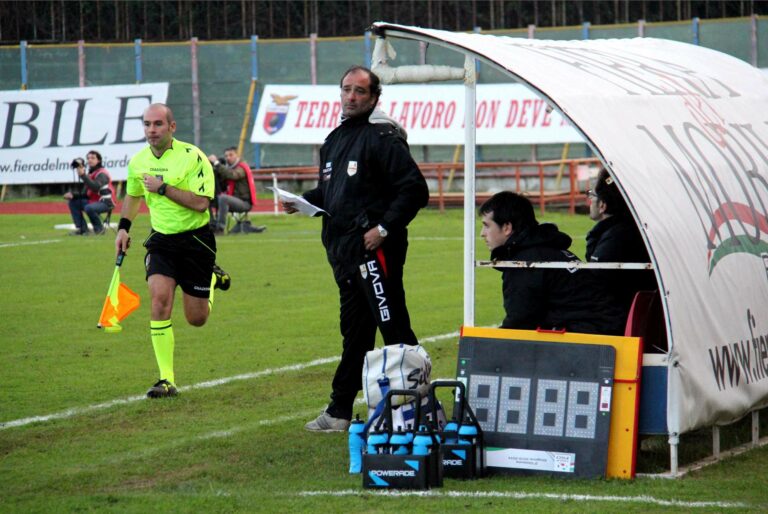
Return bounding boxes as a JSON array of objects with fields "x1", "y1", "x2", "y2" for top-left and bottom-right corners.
[
  {"x1": 86, "y1": 150, "x2": 103, "y2": 169},
  {"x1": 224, "y1": 146, "x2": 237, "y2": 153},
  {"x1": 339, "y1": 65, "x2": 382, "y2": 99},
  {"x1": 479, "y1": 191, "x2": 537, "y2": 232},
  {"x1": 593, "y1": 168, "x2": 630, "y2": 217}
]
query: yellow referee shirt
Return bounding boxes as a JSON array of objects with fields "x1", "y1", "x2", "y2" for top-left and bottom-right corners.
[{"x1": 126, "y1": 139, "x2": 214, "y2": 234}]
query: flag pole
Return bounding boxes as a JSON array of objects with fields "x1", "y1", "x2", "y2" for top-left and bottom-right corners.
[{"x1": 97, "y1": 251, "x2": 126, "y2": 329}]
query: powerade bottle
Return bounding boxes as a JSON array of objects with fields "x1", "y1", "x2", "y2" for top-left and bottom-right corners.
[
  {"x1": 348, "y1": 415, "x2": 365, "y2": 474},
  {"x1": 442, "y1": 418, "x2": 459, "y2": 444},
  {"x1": 367, "y1": 429, "x2": 390, "y2": 455},
  {"x1": 389, "y1": 427, "x2": 413, "y2": 455},
  {"x1": 412, "y1": 425, "x2": 434, "y2": 456},
  {"x1": 458, "y1": 421, "x2": 478, "y2": 446}
]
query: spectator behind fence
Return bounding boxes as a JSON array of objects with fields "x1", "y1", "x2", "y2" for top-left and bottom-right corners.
[
  {"x1": 480, "y1": 191, "x2": 625, "y2": 335},
  {"x1": 586, "y1": 168, "x2": 656, "y2": 322},
  {"x1": 63, "y1": 150, "x2": 115, "y2": 235},
  {"x1": 208, "y1": 147, "x2": 264, "y2": 234}
]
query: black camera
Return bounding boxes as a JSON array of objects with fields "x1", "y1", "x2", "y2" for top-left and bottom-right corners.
[{"x1": 70, "y1": 157, "x2": 85, "y2": 169}]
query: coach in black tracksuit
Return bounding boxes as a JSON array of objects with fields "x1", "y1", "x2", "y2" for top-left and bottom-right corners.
[{"x1": 284, "y1": 66, "x2": 429, "y2": 431}]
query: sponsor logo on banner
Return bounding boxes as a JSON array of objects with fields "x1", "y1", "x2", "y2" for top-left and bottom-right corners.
[
  {"x1": 262, "y1": 94, "x2": 297, "y2": 135},
  {"x1": 251, "y1": 84, "x2": 583, "y2": 146},
  {"x1": 0, "y1": 83, "x2": 168, "y2": 184},
  {"x1": 347, "y1": 161, "x2": 358, "y2": 176}
]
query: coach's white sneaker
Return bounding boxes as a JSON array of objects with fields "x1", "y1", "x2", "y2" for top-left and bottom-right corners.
[{"x1": 304, "y1": 411, "x2": 351, "y2": 432}]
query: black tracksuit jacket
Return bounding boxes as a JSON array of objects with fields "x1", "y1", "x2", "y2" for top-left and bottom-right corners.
[
  {"x1": 491, "y1": 223, "x2": 625, "y2": 335},
  {"x1": 304, "y1": 110, "x2": 429, "y2": 281}
]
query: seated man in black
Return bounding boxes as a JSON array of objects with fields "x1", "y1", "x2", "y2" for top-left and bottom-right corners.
[
  {"x1": 480, "y1": 191, "x2": 624, "y2": 335},
  {"x1": 587, "y1": 168, "x2": 656, "y2": 322}
]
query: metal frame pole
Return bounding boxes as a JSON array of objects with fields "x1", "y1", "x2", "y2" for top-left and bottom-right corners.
[
  {"x1": 251, "y1": 35, "x2": 261, "y2": 169},
  {"x1": 463, "y1": 55, "x2": 477, "y2": 327},
  {"x1": 364, "y1": 30, "x2": 372, "y2": 68},
  {"x1": 77, "y1": 40, "x2": 86, "y2": 87},
  {"x1": 20, "y1": 40, "x2": 28, "y2": 90},
  {"x1": 190, "y1": 37, "x2": 201, "y2": 147},
  {"x1": 134, "y1": 39, "x2": 143, "y2": 83},
  {"x1": 692, "y1": 17, "x2": 700, "y2": 45}
]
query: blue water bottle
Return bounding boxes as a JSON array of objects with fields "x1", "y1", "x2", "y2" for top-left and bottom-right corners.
[
  {"x1": 442, "y1": 418, "x2": 459, "y2": 444},
  {"x1": 389, "y1": 428, "x2": 413, "y2": 455},
  {"x1": 412, "y1": 425, "x2": 433, "y2": 456},
  {"x1": 367, "y1": 430, "x2": 390, "y2": 455},
  {"x1": 348, "y1": 415, "x2": 365, "y2": 474},
  {"x1": 458, "y1": 421, "x2": 478, "y2": 445}
]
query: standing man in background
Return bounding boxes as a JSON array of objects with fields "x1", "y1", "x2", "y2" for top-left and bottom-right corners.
[
  {"x1": 284, "y1": 66, "x2": 429, "y2": 432},
  {"x1": 115, "y1": 103, "x2": 231, "y2": 398}
]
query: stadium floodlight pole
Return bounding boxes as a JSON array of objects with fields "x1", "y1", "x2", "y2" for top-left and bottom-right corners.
[{"x1": 463, "y1": 55, "x2": 476, "y2": 327}]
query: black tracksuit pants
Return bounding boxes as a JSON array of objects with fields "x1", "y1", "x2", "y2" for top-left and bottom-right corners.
[{"x1": 326, "y1": 243, "x2": 417, "y2": 420}]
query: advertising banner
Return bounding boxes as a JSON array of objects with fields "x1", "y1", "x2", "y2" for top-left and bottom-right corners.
[
  {"x1": 251, "y1": 83, "x2": 584, "y2": 146},
  {"x1": 0, "y1": 83, "x2": 168, "y2": 184}
]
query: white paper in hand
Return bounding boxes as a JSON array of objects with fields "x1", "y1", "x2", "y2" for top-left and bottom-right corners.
[{"x1": 268, "y1": 186, "x2": 328, "y2": 217}]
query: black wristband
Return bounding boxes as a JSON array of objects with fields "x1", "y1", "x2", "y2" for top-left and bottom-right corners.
[
  {"x1": 157, "y1": 183, "x2": 168, "y2": 196},
  {"x1": 118, "y1": 218, "x2": 132, "y2": 232}
]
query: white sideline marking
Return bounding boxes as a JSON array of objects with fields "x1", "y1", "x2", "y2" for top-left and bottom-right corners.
[
  {"x1": 297, "y1": 490, "x2": 748, "y2": 509},
  {"x1": 0, "y1": 331, "x2": 459, "y2": 430},
  {"x1": 0, "y1": 238, "x2": 61, "y2": 248}
]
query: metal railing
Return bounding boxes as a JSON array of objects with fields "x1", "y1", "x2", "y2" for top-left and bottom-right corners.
[{"x1": 252, "y1": 156, "x2": 601, "y2": 214}]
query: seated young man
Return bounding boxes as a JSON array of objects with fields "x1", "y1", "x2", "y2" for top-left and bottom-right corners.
[{"x1": 479, "y1": 191, "x2": 624, "y2": 335}]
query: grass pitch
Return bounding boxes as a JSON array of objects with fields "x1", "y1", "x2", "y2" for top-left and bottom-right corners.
[{"x1": 1, "y1": 208, "x2": 767, "y2": 513}]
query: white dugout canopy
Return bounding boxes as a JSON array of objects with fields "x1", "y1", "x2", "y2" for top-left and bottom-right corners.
[{"x1": 371, "y1": 22, "x2": 768, "y2": 437}]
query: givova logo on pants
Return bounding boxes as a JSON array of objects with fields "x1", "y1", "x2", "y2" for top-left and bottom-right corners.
[{"x1": 361, "y1": 259, "x2": 390, "y2": 322}]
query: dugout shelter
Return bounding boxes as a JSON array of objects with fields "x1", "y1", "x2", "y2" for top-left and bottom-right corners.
[{"x1": 370, "y1": 21, "x2": 768, "y2": 475}]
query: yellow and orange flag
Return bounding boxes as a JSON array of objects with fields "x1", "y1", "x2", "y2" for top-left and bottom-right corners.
[{"x1": 97, "y1": 252, "x2": 140, "y2": 332}]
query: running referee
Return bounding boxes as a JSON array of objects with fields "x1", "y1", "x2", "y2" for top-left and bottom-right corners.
[{"x1": 115, "y1": 103, "x2": 230, "y2": 398}]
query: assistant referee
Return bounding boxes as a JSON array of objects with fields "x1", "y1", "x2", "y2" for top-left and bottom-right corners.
[{"x1": 115, "y1": 103, "x2": 230, "y2": 398}]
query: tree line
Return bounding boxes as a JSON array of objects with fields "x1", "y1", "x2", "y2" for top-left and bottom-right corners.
[{"x1": 0, "y1": 1, "x2": 763, "y2": 44}]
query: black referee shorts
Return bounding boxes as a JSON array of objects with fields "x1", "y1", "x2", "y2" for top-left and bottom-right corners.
[{"x1": 143, "y1": 225, "x2": 217, "y2": 298}]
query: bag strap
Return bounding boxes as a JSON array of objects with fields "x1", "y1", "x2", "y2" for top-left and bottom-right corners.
[{"x1": 363, "y1": 375, "x2": 391, "y2": 433}]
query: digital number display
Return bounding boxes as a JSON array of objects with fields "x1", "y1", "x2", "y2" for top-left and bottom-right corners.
[
  {"x1": 467, "y1": 375, "x2": 600, "y2": 439},
  {"x1": 456, "y1": 336, "x2": 616, "y2": 478}
]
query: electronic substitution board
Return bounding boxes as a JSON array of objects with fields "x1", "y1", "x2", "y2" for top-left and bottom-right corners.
[{"x1": 456, "y1": 335, "x2": 616, "y2": 478}]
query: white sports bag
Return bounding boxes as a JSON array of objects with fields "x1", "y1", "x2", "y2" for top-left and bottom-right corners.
[{"x1": 362, "y1": 343, "x2": 431, "y2": 409}]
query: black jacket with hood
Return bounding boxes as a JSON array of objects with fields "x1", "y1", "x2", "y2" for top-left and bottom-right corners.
[
  {"x1": 491, "y1": 222, "x2": 625, "y2": 335},
  {"x1": 304, "y1": 109, "x2": 428, "y2": 281},
  {"x1": 586, "y1": 214, "x2": 656, "y2": 319}
]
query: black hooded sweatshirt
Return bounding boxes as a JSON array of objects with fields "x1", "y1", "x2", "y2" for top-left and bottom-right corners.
[
  {"x1": 304, "y1": 109, "x2": 428, "y2": 281},
  {"x1": 491, "y1": 223, "x2": 625, "y2": 335}
]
